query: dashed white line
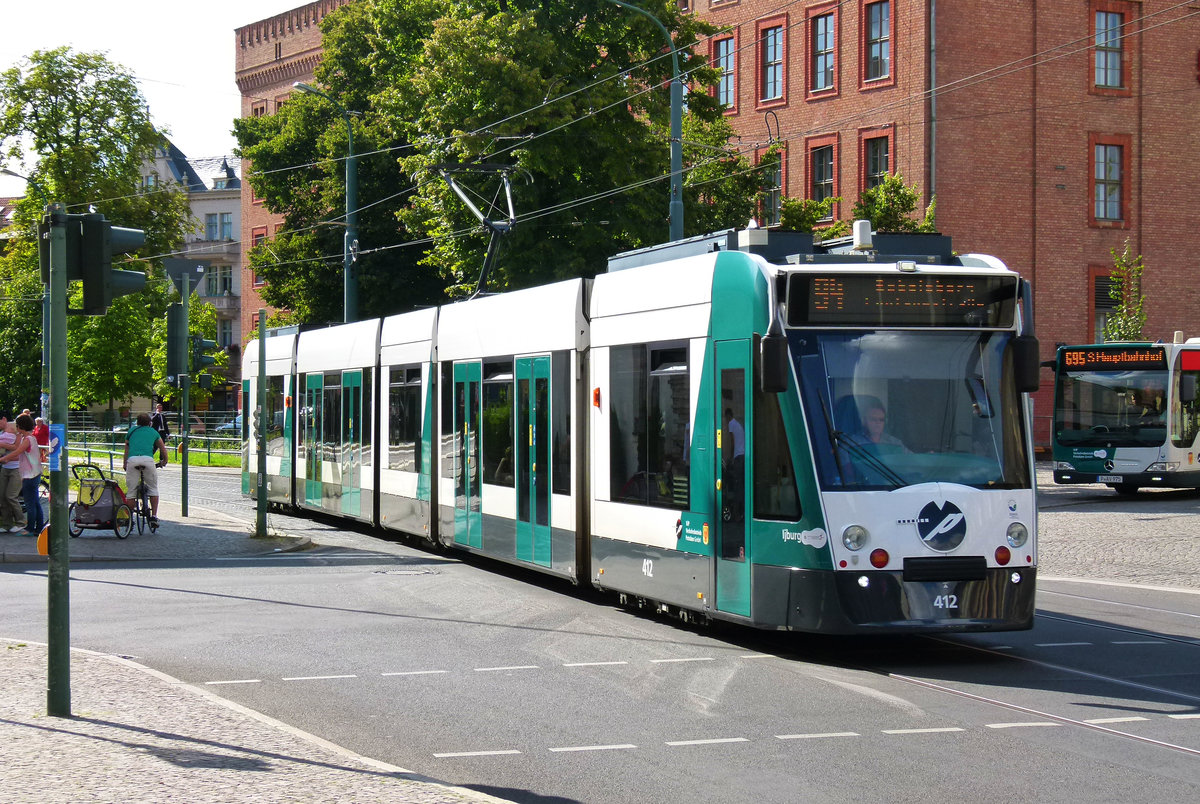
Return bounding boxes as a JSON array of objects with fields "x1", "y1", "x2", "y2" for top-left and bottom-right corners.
[
  {"x1": 739, "y1": 654, "x2": 775, "y2": 659},
  {"x1": 882, "y1": 727, "x2": 965, "y2": 735},
  {"x1": 474, "y1": 665, "x2": 539, "y2": 672},
  {"x1": 1084, "y1": 717, "x2": 1149, "y2": 724},
  {"x1": 1168, "y1": 713, "x2": 1200, "y2": 720},
  {"x1": 1034, "y1": 642, "x2": 1093, "y2": 648},
  {"x1": 433, "y1": 750, "x2": 522, "y2": 758},
  {"x1": 1111, "y1": 640, "x2": 1165, "y2": 645},
  {"x1": 281, "y1": 674, "x2": 357, "y2": 681},
  {"x1": 776, "y1": 732, "x2": 859, "y2": 740},
  {"x1": 381, "y1": 670, "x2": 449, "y2": 677},
  {"x1": 986, "y1": 722, "x2": 1061, "y2": 729},
  {"x1": 666, "y1": 737, "x2": 750, "y2": 746},
  {"x1": 548, "y1": 744, "x2": 637, "y2": 753},
  {"x1": 562, "y1": 661, "x2": 629, "y2": 667},
  {"x1": 204, "y1": 679, "x2": 261, "y2": 686},
  {"x1": 651, "y1": 657, "x2": 715, "y2": 664}
]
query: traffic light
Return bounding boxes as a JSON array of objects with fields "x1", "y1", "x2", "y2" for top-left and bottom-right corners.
[
  {"x1": 191, "y1": 334, "x2": 218, "y2": 372},
  {"x1": 79, "y1": 213, "x2": 147, "y2": 315},
  {"x1": 197, "y1": 373, "x2": 213, "y2": 390},
  {"x1": 165, "y1": 304, "x2": 187, "y2": 386},
  {"x1": 252, "y1": 406, "x2": 262, "y2": 435}
]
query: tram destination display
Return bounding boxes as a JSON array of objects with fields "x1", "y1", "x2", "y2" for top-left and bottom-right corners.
[
  {"x1": 1060, "y1": 346, "x2": 1167, "y2": 371},
  {"x1": 786, "y1": 273, "x2": 1017, "y2": 327}
]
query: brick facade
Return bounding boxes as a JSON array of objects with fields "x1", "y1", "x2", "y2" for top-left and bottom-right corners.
[
  {"x1": 695, "y1": 0, "x2": 1200, "y2": 443},
  {"x1": 234, "y1": 0, "x2": 354, "y2": 346}
]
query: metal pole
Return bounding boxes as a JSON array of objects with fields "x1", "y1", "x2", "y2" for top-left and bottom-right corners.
[
  {"x1": 344, "y1": 116, "x2": 357, "y2": 323},
  {"x1": 46, "y1": 204, "x2": 70, "y2": 717},
  {"x1": 180, "y1": 273, "x2": 190, "y2": 518},
  {"x1": 256, "y1": 311, "x2": 267, "y2": 537},
  {"x1": 603, "y1": 0, "x2": 683, "y2": 241}
]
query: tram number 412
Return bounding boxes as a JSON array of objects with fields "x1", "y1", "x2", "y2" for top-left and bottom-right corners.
[
  {"x1": 642, "y1": 559, "x2": 654, "y2": 578},
  {"x1": 934, "y1": 594, "x2": 959, "y2": 609}
]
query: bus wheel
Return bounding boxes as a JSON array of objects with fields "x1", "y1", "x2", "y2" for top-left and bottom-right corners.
[{"x1": 1113, "y1": 483, "x2": 1140, "y2": 495}]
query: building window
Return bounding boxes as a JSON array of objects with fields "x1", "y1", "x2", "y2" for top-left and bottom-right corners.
[
  {"x1": 251, "y1": 226, "x2": 268, "y2": 248},
  {"x1": 759, "y1": 152, "x2": 783, "y2": 226},
  {"x1": 713, "y1": 36, "x2": 736, "y2": 110},
  {"x1": 809, "y1": 7, "x2": 837, "y2": 95},
  {"x1": 759, "y1": 24, "x2": 784, "y2": 103},
  {"x1": 1089, "y1": 133, "x2": 1130, "y2": 227},
  {"x1": 1094, "y1": 10, "x2": 1123, "y2": 88},
  {"x1": 205, "y1": 213, "x2": 219, "y2": 241},
  {"x1": 214, "y1": 178, "x2": 228, "y2": 190},
  {"x1": 1091, "y1": 269, "x2": 1115, "y2": 342},
  {"x1": 864, "y1": 1, "x2": 891, "y2": 82},
  {"x1": 863, "y1": 134, "x2": 890, "y2": 190},
  {"x1": 217, "y1": 318, "x2": 234, "y2": 348},
  {"x1": 250, "y1": 100, "x2": 267, "y2": 117},
  {"x1": 253, "y1": 271, "x2": 265, "y2": 288},
  {"x1": 206, "y1": 265, "x2": 233, "y2": 296},
  {"x1": 811, "y1": 146, "x2": 834, "y2": 205},
  {"x1": 220, "y1": 212, "x2": 233, "y2": 240}
]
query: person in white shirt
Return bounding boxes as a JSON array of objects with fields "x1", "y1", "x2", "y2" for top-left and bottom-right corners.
[{"x1": 0, "y1": 412, "x2": 26, "y2": 533}]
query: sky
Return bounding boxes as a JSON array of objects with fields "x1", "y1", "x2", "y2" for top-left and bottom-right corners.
[{"x1": 0, "y1": 0, "x2": 296, "y2": 196}]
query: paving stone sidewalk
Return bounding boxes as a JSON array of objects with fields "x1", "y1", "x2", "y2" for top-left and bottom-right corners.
[{"x1": 0, "y1": 640, "x2": 501, "y2": 804}]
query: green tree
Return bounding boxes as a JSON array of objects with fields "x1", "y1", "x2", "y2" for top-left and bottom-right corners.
[
  {"x1": 779, "y1": 196, "x2": 849, "y2": 241},
  {"x1": 0, "y1": 47, "x2": 192, "y2": 408},
  {"x1": 1102, "y1": 240, "x2": 1146, "y2": 342},
  {"x1": 851, "y1": 172, "x2": 937, "y2": 233}
]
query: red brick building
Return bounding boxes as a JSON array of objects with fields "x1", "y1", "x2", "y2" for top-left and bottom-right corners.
[
  {"x1": 694, "y1": 0, "x2": 1200, "y2": 440},
  {"x1": 234, "y1": 0, "x2": 354, "y2": 345}
]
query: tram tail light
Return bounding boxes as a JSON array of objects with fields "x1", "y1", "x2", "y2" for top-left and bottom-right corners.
[
  {"x1": 869, "y1": 548, "x2": 889, "y2": 569},
  {"x1": 994, "y1": 545, "x2": 1012, "y2": 565}
]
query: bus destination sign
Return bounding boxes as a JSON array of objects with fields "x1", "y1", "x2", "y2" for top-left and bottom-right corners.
[
  {"x1": 786, "y1": 273, "x2": 1017, "y2": 327},
  {"x1": 1061, "y1": 346, "x2": 1167, "y2": 371}
]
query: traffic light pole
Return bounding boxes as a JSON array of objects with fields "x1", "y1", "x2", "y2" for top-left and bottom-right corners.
[
  {"x1": 46, "y1": 204, "x2": 71, "y2": 717},
  {"x1": 180, "y1": 273, "x2": 190, "y2": 518},
  {"x1": 256, "y1": 311, "x2": 267, "y2": 538}
]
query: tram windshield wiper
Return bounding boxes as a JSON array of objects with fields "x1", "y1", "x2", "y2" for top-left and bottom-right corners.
[{"x1": 832, "y1": 430, "x2": 908, "y2": 489}]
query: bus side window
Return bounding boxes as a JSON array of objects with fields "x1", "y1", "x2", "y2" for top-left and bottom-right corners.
[{"x1": 1172, "y1": 370, "x2": 1200, "y2": 448}]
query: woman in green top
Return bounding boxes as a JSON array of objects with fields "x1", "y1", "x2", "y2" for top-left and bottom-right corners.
[{"x1": 124, "y1": 412, "x2": 168, "y2": 525}]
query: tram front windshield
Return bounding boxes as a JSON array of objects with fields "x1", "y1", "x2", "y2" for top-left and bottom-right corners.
[
  {"x1": 793, "y1": 330, "x2": 1031, "y2": 490},
  {"x1": 1053, "y1": 368, "x2": 1168, "y2": 449}
]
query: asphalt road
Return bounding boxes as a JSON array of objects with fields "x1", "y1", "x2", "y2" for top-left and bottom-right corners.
[{"x1": 2, "y1": 466, "x2": 1197, "y2": 803}]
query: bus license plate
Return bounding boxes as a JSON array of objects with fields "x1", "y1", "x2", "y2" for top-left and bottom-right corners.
[{"x1": 1097, "y1": 475, "x2": 1123, "y2": 483}]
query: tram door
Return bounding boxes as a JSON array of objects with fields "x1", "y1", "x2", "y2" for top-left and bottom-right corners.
[
  {"x1": 515, "y1": 356, "x2": 552, "y2": 566},
  {"x1": 241, "y1": 379, "x2": 251, "y2": 495},
  {"x1": 715, "y1": 340, "x2": 751, "y2": 617},
  {"x1": 304, "y1": 373, "x2": 323, "y2": 506},
  {"x1": 453, "y1": 362, "x2": 483, "y2": 548},
  {"x1": 341, "y1": 370, "x2": 362, "y2": 517}
]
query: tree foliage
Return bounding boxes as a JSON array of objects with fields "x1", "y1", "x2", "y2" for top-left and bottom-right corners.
[
  {"x1": 850, "y1": 172, "x2": 937, "y2": 233},
  {"x1": 0, "y1": 47, "x2": 192, "y2": 408},
  {"x1": 779, "y1": 196, "x2": 849, "y2": 241},
  {"x1": 1102, "y1": 240, "x2": 1146, "y2": 342}
]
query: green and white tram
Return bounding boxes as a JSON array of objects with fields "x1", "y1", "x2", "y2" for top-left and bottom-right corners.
[
  {"x1": 1051, "y1": 337, "x2": 1200, "y2": 493},
  {"x1": 244, "y1": 224, "x2": 1041, "y2": 633}
]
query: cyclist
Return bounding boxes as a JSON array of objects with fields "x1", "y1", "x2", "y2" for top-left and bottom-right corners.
[{"x1": 123, "y1": 412, "x2": 168, "y2": 527}]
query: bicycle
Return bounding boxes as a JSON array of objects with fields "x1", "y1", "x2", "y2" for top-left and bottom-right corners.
[{"x1": 128, "y1": 461, "x2": 164, "y2": 535}]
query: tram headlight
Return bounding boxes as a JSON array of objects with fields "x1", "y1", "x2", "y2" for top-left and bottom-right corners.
[
  {"x1": 842, "y1": 525, "x2": 869, "y2": 551},
  {"x1": 1005, "y1": 522, "x2": 1029, "y2": 548}
]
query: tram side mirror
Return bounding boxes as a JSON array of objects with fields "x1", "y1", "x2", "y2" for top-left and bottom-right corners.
[
  {"x1": 761, "y1": 332, "x2": 789, "y2": 393},
  {"x1": 1012, "y1": 335, "x2": 1041, "y2": 394},
  {"x1": 1181, "y1": 374, "x2": 1198, "y2": 404}
]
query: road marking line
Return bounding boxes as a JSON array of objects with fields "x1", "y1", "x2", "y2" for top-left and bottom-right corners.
[
  {"x1": 548, "y1": 744, "x2": 637, "y2": 752},
  {"x1": 665, "y1": 738, "x2": 749, "y2": 746},
  {"x1": 1168, "y1": 713, "x2": 1200, "y2": 719},
  {"x1": 776, "y1": 732, "x2": 860, "y2": 740},
  {"x1": 740, "y1": 654, "x2": 775, "y2": 659},
  {"x1": 562, "y1": 661, "x2": 628, "y2": 667},
  {"x1": 988, "y1": 646, "x2": 1015, "y2": 650},
  {"x1": 651, "y1": 657, "x2": 715, "y2": 664},
  {"x1": 882, "y1": 728, "x2": 965, "y2": 735},
  {"x1": 1034, "y1": 642, "x2": 1092, "y2": 647},
  {"x1": 281, "y1": 674, "x2": 357, "y2": 681},
  {"x1": 474, "y1": 665, "x2": 539, "y2": 672},
  {"x1": 204, "y1": 679, "x2": 261, "y2": 685},
  {"x1": 986, "y1": 722, "x2": 1061, "y2": 729},
  {"x1": 1110, "y1": 640, "x2": 1164, "y2": 645},
  {"x1": 381, "y1": 670, "x2": 449, "y2": 676},
  {"x1": 1084, "y1": 717, "x2": 1149, "y2": 724},
  {"x1": 433, "y1": 750, "x2": 522, "y2": 758}
]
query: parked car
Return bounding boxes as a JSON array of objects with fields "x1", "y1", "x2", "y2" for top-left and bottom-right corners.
[{"x1": 214, "y1": 414, "x2": 241, "y2": 433}]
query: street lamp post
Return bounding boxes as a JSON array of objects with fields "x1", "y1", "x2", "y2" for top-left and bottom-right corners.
[
  {"x1": 603, "y1": 0, "x2": 684, "y2": 242},
  {"x1": 293, "y1": 82, "x2": 359, "y2": 323}
]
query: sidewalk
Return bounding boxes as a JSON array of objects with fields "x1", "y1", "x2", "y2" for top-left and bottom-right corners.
[{"x1": 1, "y1": 496, "x2": 505, "y2": 803}]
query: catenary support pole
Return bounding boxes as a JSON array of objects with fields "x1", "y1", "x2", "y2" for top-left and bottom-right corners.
[
  {"x1": 46, "y1": 204, "x2": 70, "y2": 717},
  {"x1": 180, "y1": 273, "x2": 190, "y2": 517},
  {"x1": 256, "y1": 311, "x2": 267, "y2": 538}
]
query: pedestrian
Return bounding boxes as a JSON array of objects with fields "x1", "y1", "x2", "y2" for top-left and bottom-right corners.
[
  {"x1": 150, "y1": 402, "x2": 171, "y2": 444},
  {"x1": 0, "y1": 411, "x2": 26, "y2": 533},
  {"x1": 0, "y1": 414, "x2": 43, "y2": 536}
]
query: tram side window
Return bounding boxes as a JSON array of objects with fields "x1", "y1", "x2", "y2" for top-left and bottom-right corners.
[
  {"x1": 265, "y1": 376, "x2": 285, "y2": 456},
  {"x1": 609, "y1": 342, "x2": 690, "y2": 510},
  {"x1": 440, "y1": 363, "x2": 455, "y2": 480},
  {"x1": 1172, "y1": 364, "x2": 1200, "y2": 448},
  {"x1": 388, "y1": 365, "x2": 422, "y2": 472},
  {"x1": 753, "y1": 388, "x2": 801, "y2": 520},
  {"x1": 552, "y1": 351, "x2": 571, "y2": 495},
  {"x1": 362, "y1": 370, "x2": 373, "y2": 468},
  {"x1": 323, "y1": 372, "x2": 341, "y2": 464},
  {"x1": 482, "y1": 360, "x2": 514, "y2": 487}
]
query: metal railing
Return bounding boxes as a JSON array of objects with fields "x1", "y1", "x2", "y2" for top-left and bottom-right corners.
[{"x1": 67, "y1": 428, "x2": 241, "y2": 473}]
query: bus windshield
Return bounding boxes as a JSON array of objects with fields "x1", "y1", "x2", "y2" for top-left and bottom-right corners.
[
  {"x1": 1053, "y1": 368, "x2": 1168, "y2": 449},
  {"x1": 792, "y1": 330, "x2": 1031, "y2": 490}
]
